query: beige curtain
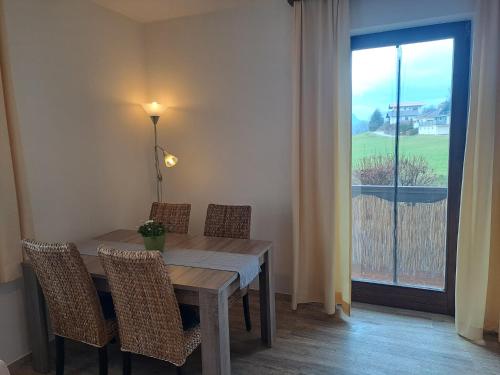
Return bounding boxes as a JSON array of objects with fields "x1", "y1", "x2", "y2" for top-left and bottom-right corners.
[
  {"x1": 292, "y1": 0, "x2": 351, "y2": 315},
  {"x1": 0, "y1": 3, "x2": 24, "y2": 283},
  {"x1": 456, "y1": 0, "x2": 500, "y2": 341}
]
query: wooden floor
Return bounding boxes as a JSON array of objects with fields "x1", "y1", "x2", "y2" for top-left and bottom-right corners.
[{"x1": 12, "y1": 293, "x2": 500, "y2": 375}]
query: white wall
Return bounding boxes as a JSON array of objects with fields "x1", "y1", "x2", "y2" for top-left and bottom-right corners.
[
  {"x1": 144, "y1": 0, "x2": 293, "y2": 293},
  {"x1": 0, "y1": 0, "x2": 150, "y2": 364}
]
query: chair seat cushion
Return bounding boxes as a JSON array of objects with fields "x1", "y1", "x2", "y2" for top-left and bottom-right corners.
[
  {"x1": 105, "y1": 319, "x2": 118, "y2": 342},
  {"x1": 179, "y1": 304, "x2": 200, "y2": 330},
  {"x1": 99, "y1": 292, "x2": 116, "y2": 320},
  {"x1": 99, "y1": 293, "x2": 118, "y2": 346}
]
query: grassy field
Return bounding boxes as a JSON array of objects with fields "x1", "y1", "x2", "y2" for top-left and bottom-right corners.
[{"x1": 352, "y1": 132, "x2": 449, "y2": 183}]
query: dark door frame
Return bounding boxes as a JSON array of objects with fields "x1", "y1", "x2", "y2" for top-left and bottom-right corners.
[{"x1": 351, "y1": 21, "x2": 471, "y2": 315}]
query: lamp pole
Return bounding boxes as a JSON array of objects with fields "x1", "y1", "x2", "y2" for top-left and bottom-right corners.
[{"x1": 151, "y1": 115, "x2": 163, "y2": 202}]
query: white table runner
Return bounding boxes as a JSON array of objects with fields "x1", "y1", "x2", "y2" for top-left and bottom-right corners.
[{"x1": 77, "y1": 240, "x2": 260, "y2": 288}]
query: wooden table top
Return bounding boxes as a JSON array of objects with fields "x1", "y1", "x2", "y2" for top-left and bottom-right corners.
[{"x1": 81, "y1": 229, "x2": 272, "y2": 294}]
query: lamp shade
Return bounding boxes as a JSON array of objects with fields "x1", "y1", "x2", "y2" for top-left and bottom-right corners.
[
  {"x1": 163, "y1": 152, "x2": 178, "y2": 168},
  {"x1": 142, "y1": 101, "x2": 165, "y2": 117}
]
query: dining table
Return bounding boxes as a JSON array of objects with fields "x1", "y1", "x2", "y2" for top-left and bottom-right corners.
[{"x1": 22, "y1": 229, "x2": 276, "y2": 375}]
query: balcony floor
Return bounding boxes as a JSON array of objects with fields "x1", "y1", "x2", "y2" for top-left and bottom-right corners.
[{"x1": 353, "y1": 267, "x2": 445, "y2": 289}]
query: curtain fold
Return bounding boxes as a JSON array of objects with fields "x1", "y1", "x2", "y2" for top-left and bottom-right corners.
[
  {"x1": 292, "y1": 0, "x2": 351, "y2": 315},
  {"x1": 0, "y1": 2, "x2": 24, "y2": 283},
  {"x1": 456, "y1": 0, "x2": 500, "y2": 341}
]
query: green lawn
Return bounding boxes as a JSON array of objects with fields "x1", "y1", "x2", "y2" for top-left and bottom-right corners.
[{"x1": 352, "y1": 132, "x2": 449, "y2": 183}]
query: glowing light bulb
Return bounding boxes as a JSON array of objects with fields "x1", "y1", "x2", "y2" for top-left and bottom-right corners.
[
  {"x1": 142, "y1": 101, "x2": 165, "y2": 116},
  {"x1": 164, "y1": 153, "x2": 178, "y2": 168}
]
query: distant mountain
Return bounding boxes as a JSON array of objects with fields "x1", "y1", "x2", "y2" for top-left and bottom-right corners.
[{"x1": 352, "y1": 114, "x2": 368, "y2": 135}]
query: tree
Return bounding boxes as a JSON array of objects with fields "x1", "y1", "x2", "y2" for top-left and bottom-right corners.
[
  {"x1": 437, "y1": 99, "x2": 450, "y2": 114},
  {"x1": 422, "y1": 105, "x2": 437, "y2": 114},
  {"x1": 368, "y1": 109, "x2": 384, "y2": 131}
]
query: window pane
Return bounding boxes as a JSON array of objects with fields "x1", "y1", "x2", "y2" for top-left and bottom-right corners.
[
  {"x1": 396, "y1": 39, "x2": 453, "y2": 289},
  {"x1": 352, "y1": 46, "x2": 397, "y2": 283}
]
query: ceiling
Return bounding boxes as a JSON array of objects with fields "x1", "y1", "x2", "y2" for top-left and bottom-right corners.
[{"x1": 92, "y1": 0, "x2": 252, "y2": 23}]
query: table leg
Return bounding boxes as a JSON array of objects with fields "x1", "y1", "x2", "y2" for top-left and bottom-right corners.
[
  {"x1": 199, "y1": 289, "x2": 230, "y2": 375},
  {"x1": 259, "y1": 249, "x2": 276, "y2": 347},
  {"x1": 22, "y1": 263, "x2": 50, "y2": 373}
]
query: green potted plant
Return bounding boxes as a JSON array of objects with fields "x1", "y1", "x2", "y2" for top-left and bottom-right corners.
[{"x1": 138, "y1": 220, "x2": 166, "y2": 252}]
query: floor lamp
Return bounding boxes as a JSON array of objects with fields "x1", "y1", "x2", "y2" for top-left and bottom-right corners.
[{"x1": 142, "y1": 102, "x2": 178, "y2": 202}]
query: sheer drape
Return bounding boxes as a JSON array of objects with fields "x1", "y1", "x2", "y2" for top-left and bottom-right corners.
[
  {"x1": 456, "y1": 0, "x2": 500, "y2": 341},
  {"x1": 0, "y1": 5, "x2": 24, "y2": 283},
  {"x1": 292, "y1": 0, "x2": 351, "y2": 315}
]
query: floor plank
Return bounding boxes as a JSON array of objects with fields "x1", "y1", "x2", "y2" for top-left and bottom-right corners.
[{"x1": 11, "y1": 293, "x2": 500, "y2": 375}]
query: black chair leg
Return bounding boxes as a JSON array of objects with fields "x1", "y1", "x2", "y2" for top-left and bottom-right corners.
[
  {"x1": 176, "y1": 366, "x2": 183, "y2": 375},
  {"x1": 55, "y1": 335, "x2": 65, "y2": 375},
  {"x1": 243, "y1": 294, "x2": 252, "y2": 332},
  {"x1": 98, "y1": 345, "x2": 108, "y2": 375},
  {"x1": 123, "y1": 351, "x2": 131, "y2": 375}
]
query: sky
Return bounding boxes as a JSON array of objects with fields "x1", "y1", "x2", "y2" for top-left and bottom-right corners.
[{"x1": 352, "y1": 38, "x2": 454, "y2": 122}]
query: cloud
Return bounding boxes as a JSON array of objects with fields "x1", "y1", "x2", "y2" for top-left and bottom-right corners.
[
  {"x1": 352, "y1": 38, "x2": 454, "y2": 120},
  {"x1": 352, "y1": 46, "x2": 396, "y2": 96},
  {"x1": 352, "y1": 38, "x2": 453, "y2": 97}
]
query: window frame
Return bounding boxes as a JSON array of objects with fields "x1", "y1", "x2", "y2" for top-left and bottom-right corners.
[{"x1": 351, "y1": 21, "x2": 471, "y2": 315}]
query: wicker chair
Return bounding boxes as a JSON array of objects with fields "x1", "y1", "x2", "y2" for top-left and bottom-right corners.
[
  {"x1": 204, "y1": 204, "x2": 251, "y2": 239},
  {"x1": 204, "y1": 203, "x2": 253, "y2": 331},
  {"x1": 22, "y1": 239, "x2": 116, "y2": 375},
  {"x1": 98, "y1": 247, "x2": 201, "y2": 375},
  {"x1": 149, "y1": 202, "x2": 191, "y2": 234}
]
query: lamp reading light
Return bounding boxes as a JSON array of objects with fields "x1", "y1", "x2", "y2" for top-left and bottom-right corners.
[{"x1": 163, "y1": 152, "x2": 178, "y2": 168}]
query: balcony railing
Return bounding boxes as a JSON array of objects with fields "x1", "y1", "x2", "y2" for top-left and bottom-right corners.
[
  {"x1": 352, "y1": 185, "x2": 448, "y2": 289},
  {"x1": 352, "y1": 184, "x2": 448, "y2": 203}
]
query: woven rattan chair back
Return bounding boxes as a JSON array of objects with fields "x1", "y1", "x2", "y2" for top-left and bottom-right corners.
[
  {"x1": 149, "y1": 202, "x2": 191, "y2": 234},
  {"x1": 98, "y1": 247, "x2": 196, "y2": 366},
  {"x1": 204, "y1": 204, "x2": 252, "y2": 239},
  {"x1": 22, "y1": 239, "x2": 110, "y2": 347}
]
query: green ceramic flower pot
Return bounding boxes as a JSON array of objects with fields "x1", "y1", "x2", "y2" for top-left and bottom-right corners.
[{"x1": 142, "y1": 234, "x2": 165, "y2": 252}]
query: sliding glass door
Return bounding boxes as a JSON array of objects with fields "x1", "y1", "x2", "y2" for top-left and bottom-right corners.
[{"x1": 351, "y1": 22, "x2": 471, "y2": 314}]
